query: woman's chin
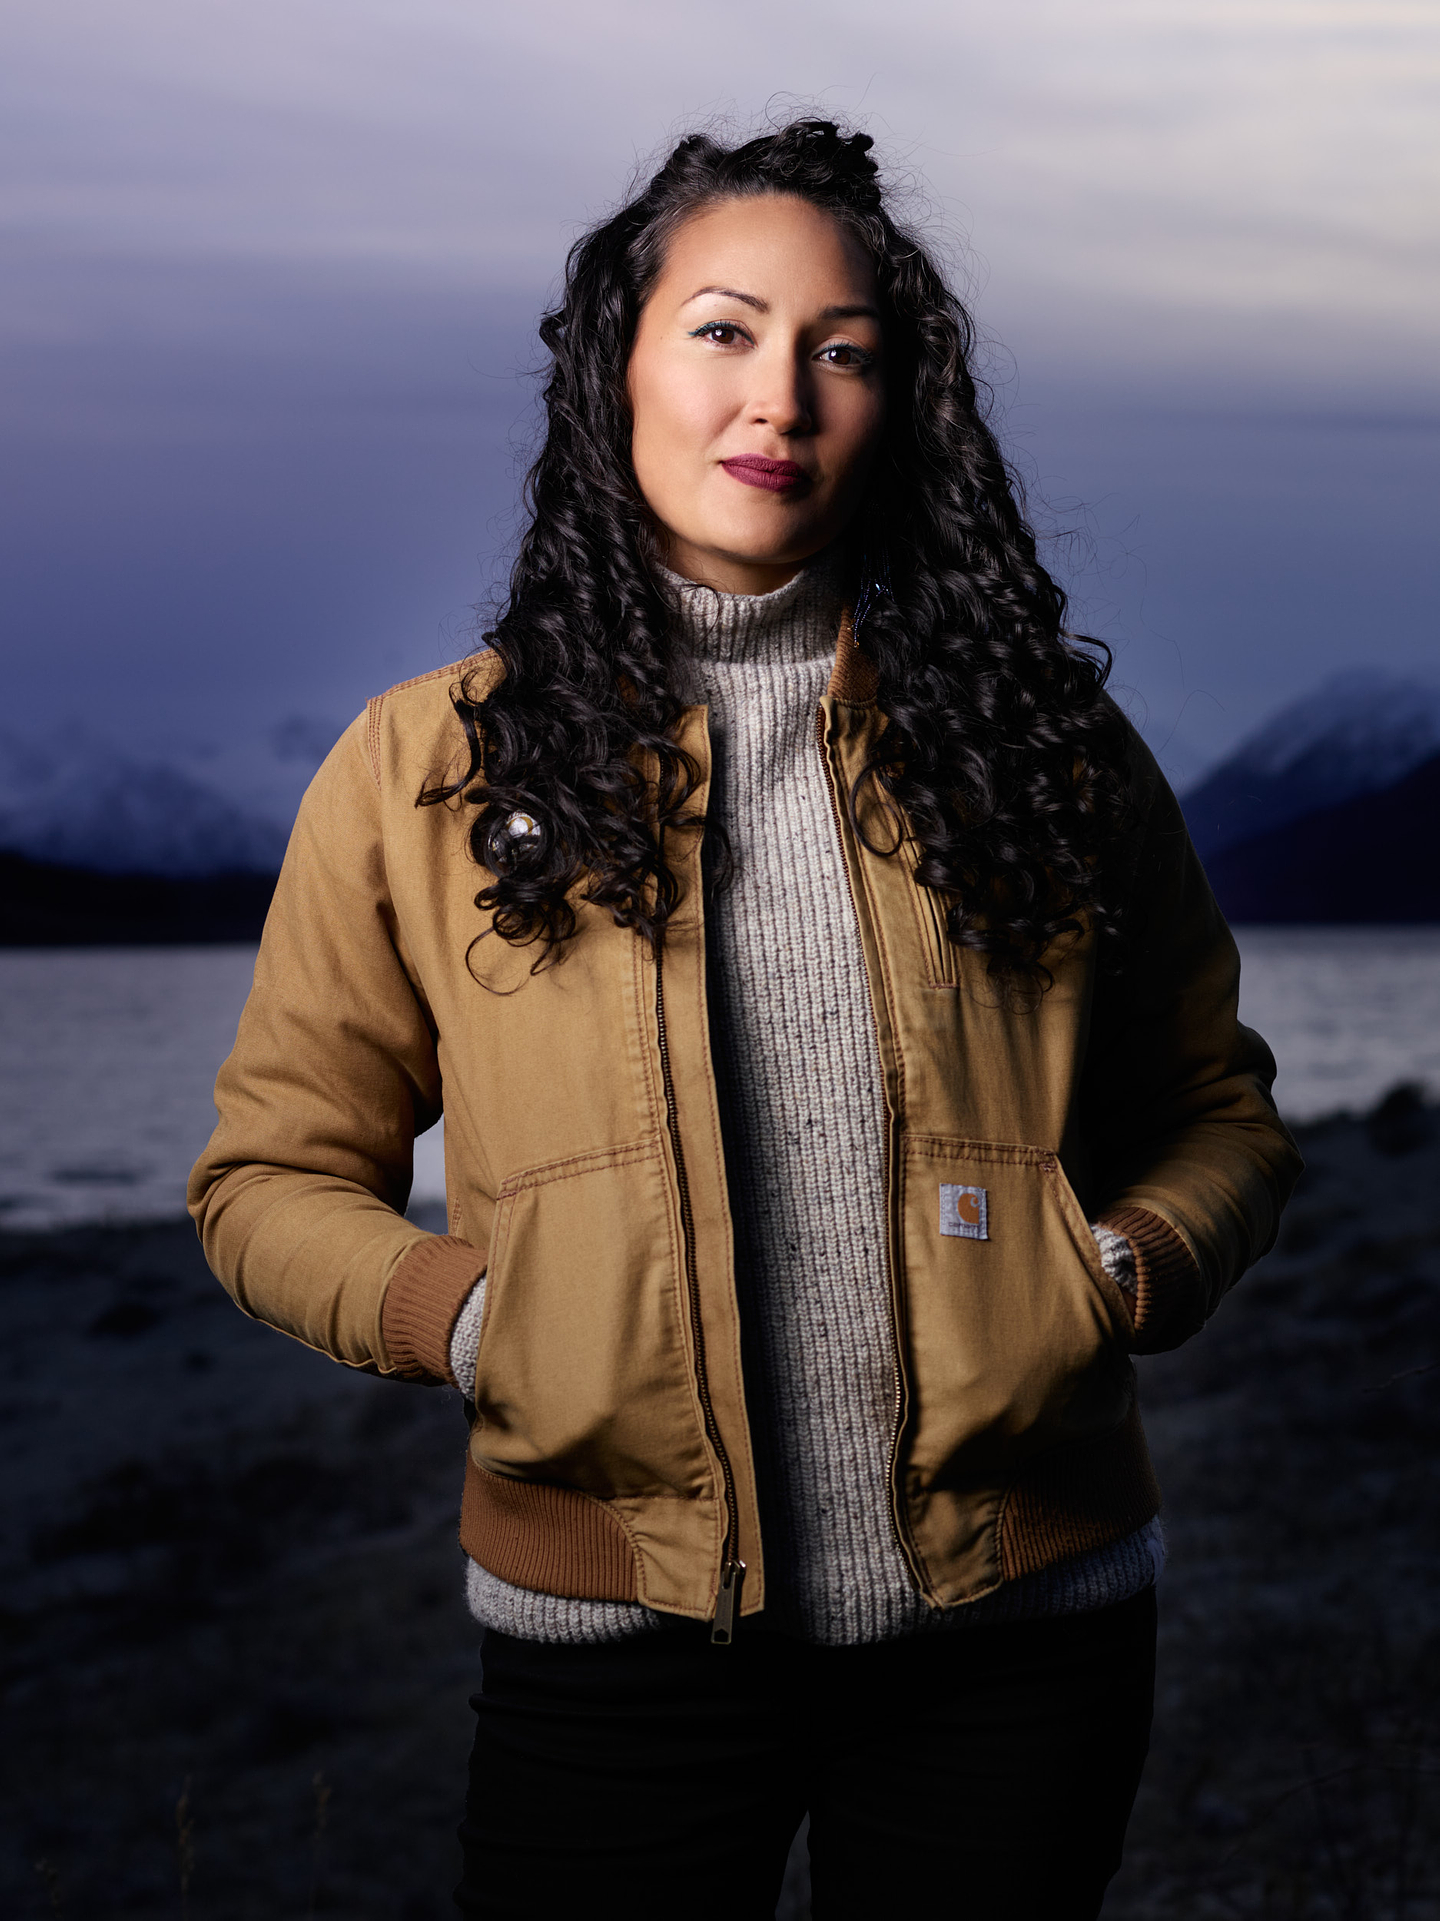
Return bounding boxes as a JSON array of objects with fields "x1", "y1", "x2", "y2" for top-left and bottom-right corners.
[{"x1": 668, "y1": 526, "x2": 841, "y2": 590}]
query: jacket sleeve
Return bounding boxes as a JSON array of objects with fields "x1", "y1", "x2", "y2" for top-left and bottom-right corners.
[
  {"x1": 1085, "y1": 733, "x2": 1303, "y2": 1354},
  {"x1": 187, "y1": 714, "x2": 484, "y2": 1384}
]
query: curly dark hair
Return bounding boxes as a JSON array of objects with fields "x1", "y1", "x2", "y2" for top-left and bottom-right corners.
[{"x1": 421, "y1": 117, "x2": 1134, "y2": 988}]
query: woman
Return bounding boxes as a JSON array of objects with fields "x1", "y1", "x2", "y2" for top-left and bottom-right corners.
[{"x1": 191, "y1": 121, "x2": 1300, "y2": 1918}]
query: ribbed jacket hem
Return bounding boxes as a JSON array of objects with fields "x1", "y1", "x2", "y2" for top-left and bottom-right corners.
[
  {"x1": 460, "y1": 1457, "x2": 640, "y2": 1601},
  {"x1": 461, "y1": 1517, "x2": 1166, "y2": 1646},
  {"x1": 997, "y1": 1396, "x2": 1161, "y2": 1581},
  {"x1": 1096, "y1": 1204, "x2": 1202, "y2": 1350},
  {"x1": 380, "y1": 1235, "x2": 487, "y2": 1382}
]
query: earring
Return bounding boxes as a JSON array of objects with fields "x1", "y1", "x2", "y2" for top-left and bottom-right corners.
[{"x1": 854, "y1": 545, "x2": 892, "y2": 634}]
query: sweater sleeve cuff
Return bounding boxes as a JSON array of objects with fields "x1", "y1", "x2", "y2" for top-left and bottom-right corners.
[
  {"x1": 1094, "y1": 1204, "x2": 1201, "y2": 1350},
  {"x1": 381, "y1": 1235, "x2": 487, "y2": 1384}
]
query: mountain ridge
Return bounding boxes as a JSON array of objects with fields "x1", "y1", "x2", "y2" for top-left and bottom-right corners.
[
  {"x1": 1203, "y1": 750, "x2": 1440, "y2": 924},
  {"x1": 0, "y1": 720, "x2": 341, "y2": 879},
  {"x1": 4, "y1": 669, "x2": 1437, "y2": 927},
  {"x1": 1180, "y1": 669, "x2": 1440, "y2": 862}
]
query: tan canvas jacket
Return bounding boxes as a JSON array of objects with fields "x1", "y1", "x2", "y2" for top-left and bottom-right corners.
[{"x1": 189, "y1": 620, "x2": 1301, "y2": 1632}]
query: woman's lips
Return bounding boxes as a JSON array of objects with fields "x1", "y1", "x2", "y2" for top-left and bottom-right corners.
[{"x1": 720, "y1": 456, "x2": 811, "y2": 494}]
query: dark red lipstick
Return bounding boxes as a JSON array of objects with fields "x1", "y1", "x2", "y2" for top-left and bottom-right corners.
[{"x1": 720, "y1": 455, "x2": 810, "y2": 493}]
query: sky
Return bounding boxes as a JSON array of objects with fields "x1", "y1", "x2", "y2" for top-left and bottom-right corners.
[{"x1": 3, "y1": 0, "x2": 1437, "y2": 792}]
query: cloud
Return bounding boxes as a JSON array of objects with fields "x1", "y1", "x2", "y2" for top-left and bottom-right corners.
[
  {"x1": 1, "y1": 0, "x2": 1436, "y2": 774},
  {"x1": 3, "y1": 0, "x2": 1436, "y2": 382}
]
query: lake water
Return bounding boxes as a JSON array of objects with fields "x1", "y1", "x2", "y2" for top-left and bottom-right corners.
[{"x1": 2, "y1": 928, "x2": 1438, "y2": 1231}]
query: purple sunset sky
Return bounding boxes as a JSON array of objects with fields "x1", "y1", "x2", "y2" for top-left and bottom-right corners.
[{"x1": 3, "y1": 0, "x2": 1437, "y2": 788}]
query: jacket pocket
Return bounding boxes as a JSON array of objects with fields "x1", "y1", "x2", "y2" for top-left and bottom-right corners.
[
  {"x1": 472, "y1": 1138, "x2": 713, "y2": 1502},
  {"x1": 898, "y1": 1136, "x2": 1135, "y2": 1483}
]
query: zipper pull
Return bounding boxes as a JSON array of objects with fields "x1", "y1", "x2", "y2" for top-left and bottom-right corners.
[{"x1": 711, "y1": 1559, "x2": 746, "y2": 1645}]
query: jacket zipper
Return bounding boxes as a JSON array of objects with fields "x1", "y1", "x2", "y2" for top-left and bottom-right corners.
[
  {"x1": 815, "y1": 705, "x2": 927, "y2": 1592},
  {"x1": 654, "y1": 941, "x2": 746, "y2": 1643}
]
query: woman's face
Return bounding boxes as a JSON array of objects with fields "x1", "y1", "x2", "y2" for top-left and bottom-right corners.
[{"x1": 627, "y1": 194, "x2": 886, "y2": 595}]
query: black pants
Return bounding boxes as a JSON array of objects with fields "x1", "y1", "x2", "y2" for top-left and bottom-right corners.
[{"x1": 454, "y1": 1587, "x2": 1155, "y2": 1919}]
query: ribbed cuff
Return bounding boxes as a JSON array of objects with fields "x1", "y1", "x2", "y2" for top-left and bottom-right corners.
[
  {"x1": 380, "y1": 1235, "x2": 487, "y2": 1383},
  {"x1": 1095, "y1": 1205, "x2": 1200, "y2": 1350}
]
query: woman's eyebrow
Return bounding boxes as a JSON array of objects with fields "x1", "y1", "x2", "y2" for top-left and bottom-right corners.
[
  {"x1": 685, "y1": 285, "x2": 767, "y2": 311},
  {"x1": 682, "y1": 287, "x2": 881, "y2": 325}
]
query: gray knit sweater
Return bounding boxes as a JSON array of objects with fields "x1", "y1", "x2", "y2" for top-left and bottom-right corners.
[{"x1": 453, "y1": 560, "x2": 1162, "y2": 1644}]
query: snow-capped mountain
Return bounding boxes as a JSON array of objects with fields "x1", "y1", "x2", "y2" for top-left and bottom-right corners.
[
  {"x1": 7, "y1": 668, "x2": 1437, "y2": 890},
  {"x1": 0, "y1": 715, "x2": 344, "y2": 877},
  {"x1": 1182, "y1": 670, "x2": 1440, "y2": 861},
  {"x1": 1205, "y1": 749, "x2": 1440, "y2": 924}
]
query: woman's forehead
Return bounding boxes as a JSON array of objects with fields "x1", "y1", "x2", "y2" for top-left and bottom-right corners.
[{"x1": 651, "y1": 196, "x2": 879, "y2": 311}]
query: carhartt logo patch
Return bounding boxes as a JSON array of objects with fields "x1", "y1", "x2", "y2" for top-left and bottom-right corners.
[{"x1": 940, "y1": 1183, "x2": 988, "y2": 1240}]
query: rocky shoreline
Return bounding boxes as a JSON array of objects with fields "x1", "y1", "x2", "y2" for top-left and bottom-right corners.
[{"x1": 2, "y1": 1094, "x2": 1436, "y2": 1917}]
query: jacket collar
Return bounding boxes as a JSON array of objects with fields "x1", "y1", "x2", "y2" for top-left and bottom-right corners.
[{"x1": 827, "y1": 609, "x2": 879, "y2": 706}]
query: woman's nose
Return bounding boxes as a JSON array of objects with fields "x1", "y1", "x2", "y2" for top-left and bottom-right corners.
[{"x1": 746, "y1": 351, "x2": 813, "y2": 435}]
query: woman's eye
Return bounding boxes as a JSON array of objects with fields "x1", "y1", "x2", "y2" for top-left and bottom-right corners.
[
  {"x1": 690, "y1": 322, "x2": 746, "y2": 346},
  {"x1": 818, "y1": 342, "x2": 874, "y2": 370}
]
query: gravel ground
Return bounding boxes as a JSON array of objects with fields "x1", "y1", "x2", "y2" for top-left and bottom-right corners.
[
  {"x1": 2, "y1": 1094, "x2": 1436, "y2": 1918},
  {"x1": 1107, "y1": 1087, "x2": 1440, "y2": 1920}
]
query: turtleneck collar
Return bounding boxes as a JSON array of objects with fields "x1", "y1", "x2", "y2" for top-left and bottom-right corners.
[{"x1": 659, "y1": 550, "x2": 847, "y2": 668}]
